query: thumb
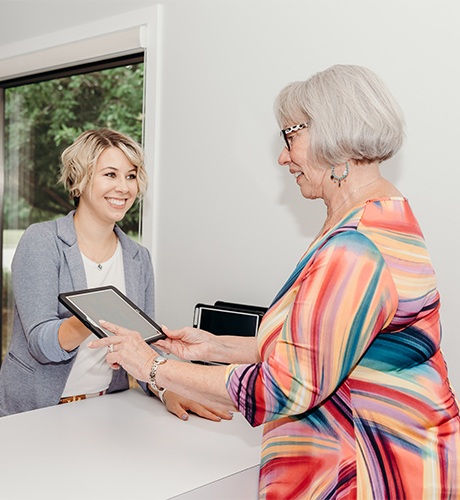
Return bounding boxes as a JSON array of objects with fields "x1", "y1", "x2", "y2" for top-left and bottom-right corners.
[
  {"x1": 163, "y1": 393, "x2": 189, "y2": 421},
  {"x1": 161, "y1": 325, "x2": 185, "y2": 339}
]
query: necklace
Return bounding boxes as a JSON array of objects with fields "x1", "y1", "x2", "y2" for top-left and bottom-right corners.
[
  {"x1": 78, "y1": 232, "x2": 118, "y2": 270},
  {"x1": 318, "y1": 177, "x2": 381, "y2": 239}
]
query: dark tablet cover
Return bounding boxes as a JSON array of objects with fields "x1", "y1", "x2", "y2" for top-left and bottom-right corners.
[{"x1": 59, "y1": 285, "x2": 165, "y2": 344}]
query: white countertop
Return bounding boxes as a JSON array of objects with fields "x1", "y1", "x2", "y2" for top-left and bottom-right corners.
[{"x1": 0, "y1": 388, "x2": 262, "y2": 499}]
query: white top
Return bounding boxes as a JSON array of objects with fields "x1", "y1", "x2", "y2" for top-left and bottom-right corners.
[{"x1": 61, "y1": 240, "x2": 125, "y2": 397}]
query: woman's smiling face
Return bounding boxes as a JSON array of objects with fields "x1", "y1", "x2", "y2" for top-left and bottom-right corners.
[
  {"x1": 79, "y1": 146, "x2": 139, "y2": 224},
  {"x1": 278, "y1": 123, "x2": 327, "y2": 200}
]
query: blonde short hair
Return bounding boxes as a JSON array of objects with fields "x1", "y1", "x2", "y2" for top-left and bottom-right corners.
[
  {"x1": 59, "y1": 128, "x2": 147, "y2": 202},
  {"x1": 274, "y1": 65, "x2": 405, "y2": 166}
]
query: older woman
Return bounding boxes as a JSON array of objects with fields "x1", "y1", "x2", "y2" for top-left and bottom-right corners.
[
  {"x1": 90, "y1": 66, "x2": 460, "y2": 498},
  {"x1": 0, "y1": 128, "x2": 230, "y2": 423}
]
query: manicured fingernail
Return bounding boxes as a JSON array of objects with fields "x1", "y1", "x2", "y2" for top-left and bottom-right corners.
[{"x1": 181, "y1": 414, "x2": 189, "y2": 421}]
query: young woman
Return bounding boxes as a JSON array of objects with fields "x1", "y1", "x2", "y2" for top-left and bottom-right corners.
[{"x1": 0, "y1": 128, "x2": 231, "y2": 423}]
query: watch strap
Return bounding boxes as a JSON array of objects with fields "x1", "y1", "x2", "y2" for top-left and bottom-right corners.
[
  {"x1": 149, "y1": 356, "x2": 167, "y2": 392},
  {"x1": 158, "y1": 388, "x2": 167, "y2": 405}
]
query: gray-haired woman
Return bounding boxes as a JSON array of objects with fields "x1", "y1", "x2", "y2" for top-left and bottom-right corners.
[{"x1": 90, "y1": 68, "x2": 460, "y2": 499}]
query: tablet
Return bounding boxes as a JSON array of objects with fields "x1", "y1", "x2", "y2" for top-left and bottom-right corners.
[
  {"x1": 193, "y1": 303, "x2": 263, "y2": 338},
  {"x1": 59, "y1": 285, "x2": 165, "y2": 344},
  {"x1": 192, "y1": 302, "x2": 265, "y2": 366},
  {"x1": 213, "y1": 301, "x2": 267, "y2": 319}
]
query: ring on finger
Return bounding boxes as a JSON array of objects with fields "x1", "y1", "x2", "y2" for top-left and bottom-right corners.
[{"x1": 108, "y1": 344, "x2": 114, "y2": 353}]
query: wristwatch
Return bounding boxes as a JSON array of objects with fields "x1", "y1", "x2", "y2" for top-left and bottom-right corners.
[{"x1": 149, "y1": 355, "x2": 167, "y2": 392}]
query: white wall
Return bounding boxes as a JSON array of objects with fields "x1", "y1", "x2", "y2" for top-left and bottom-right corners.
[{"x1": 1, "y1": 0, "x2": 459, "y2": 392}]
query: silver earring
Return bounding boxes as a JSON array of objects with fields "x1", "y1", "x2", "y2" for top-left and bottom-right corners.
[{"x1": 330, "y1": 162, "x2": 349, "y2": 187}]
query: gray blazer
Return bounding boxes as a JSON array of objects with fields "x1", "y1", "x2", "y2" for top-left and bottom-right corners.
[{"x1": 0, "y1": 211, "x2": 155, "y2": 416}]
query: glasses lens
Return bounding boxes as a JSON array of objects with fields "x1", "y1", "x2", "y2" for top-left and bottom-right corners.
[
  {"x1": 282, "y1": 131, "x2": 290, "y2": 151},
  {"x1": 280, "y1": 122, "x2": 308, "y2": 151}
]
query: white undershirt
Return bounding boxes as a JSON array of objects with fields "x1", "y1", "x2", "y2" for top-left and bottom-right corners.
[{"x1": 61, "y1": 240, "x2": 126, "y2": 398}]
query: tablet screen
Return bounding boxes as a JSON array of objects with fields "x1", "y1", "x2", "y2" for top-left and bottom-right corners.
[
  {"x1": 59, "y1": 286, "x2": 164, "y2": 343},
  {"x1": 195, "y1": 306, "x2": 260, "y2": 337}
]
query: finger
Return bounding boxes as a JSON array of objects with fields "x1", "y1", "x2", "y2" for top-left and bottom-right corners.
[
  {"x1": 164, "y1": 397, "x2": 190, "y2": 421},
  {"x1": 186, "y1": 401, "x2": 234, "y2": 421},
  {"x1": 154, "y1": 339, "x2": 172, "y2": 350},
  {"x1": 189, "y1": 404, "x2": 222, "y2": 422},
  {"x1": 160, "y1": 326, "x2": 188, "y2": 339},
  {"x1": 106, "y1": 351, "x2": 121, "y2": 365},
  {"x1": 154, "y1": 345, "x2": 171, "y2": 355},
  {"x1": 173, "y1": 397, "x2": 234, "y2": 422},
  {"x1": 99, "y1": 320, "x2": 138, "y2": 337}
]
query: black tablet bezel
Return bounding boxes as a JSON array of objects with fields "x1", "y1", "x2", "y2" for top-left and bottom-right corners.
[
  {"x1": 193, "y1": 303, "x2": 262, "y2": 338},
  {"x1": 59, "y1": 285, "x2": 165, "y2": 344},
  {"x1": 192, "y1": 302, "x2": 264, "y2": 365},
  {"x1": 213, "y1": 301, "x2": 267, "y2": 318}
]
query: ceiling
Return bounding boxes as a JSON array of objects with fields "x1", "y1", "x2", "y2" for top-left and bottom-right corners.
[{"x1": 0, "y1": 0, "x2": 157, "y2": 47}]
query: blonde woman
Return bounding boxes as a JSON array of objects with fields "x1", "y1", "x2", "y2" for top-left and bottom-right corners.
[{"x1": 0, "y1": 128, "x2": 231, "y2": 423}]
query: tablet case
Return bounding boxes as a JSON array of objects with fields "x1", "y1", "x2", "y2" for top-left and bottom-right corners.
[
  {"x1": 59, "y1": 285, "x2": 166, "y2": 344},
  {"x1": 192, "y1": 300, "x2": 267, "y2": 364},
  {"x1": 213, "y1": 301, "x2": 267, "y2": 319}
]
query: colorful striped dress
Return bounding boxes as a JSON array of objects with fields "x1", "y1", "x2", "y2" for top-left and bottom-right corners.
[{"x1": 225, "y1": 198, "x2": 460, "y2": 499}]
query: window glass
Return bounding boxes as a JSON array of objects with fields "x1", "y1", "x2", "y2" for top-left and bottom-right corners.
[{"x1": 1, "y1": 60, "x2": 145, "y2": 361}]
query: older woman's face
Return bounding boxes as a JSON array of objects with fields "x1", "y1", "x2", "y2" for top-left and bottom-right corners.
[{"x1": 278, "y1": 125, "x2": 327, "y2": 200}]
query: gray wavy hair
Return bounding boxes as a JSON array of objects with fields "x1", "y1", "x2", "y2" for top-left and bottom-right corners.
[{"x1": 274, "y1": 64, "x2": 405, "y2": 166}]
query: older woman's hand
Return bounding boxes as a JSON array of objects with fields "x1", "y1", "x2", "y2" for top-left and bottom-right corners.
[
  {"x1": 154, "y1": 325, "x2": 215, "y2": 361},
  {"x1": 88, "y1": 321, "x2": 234, "y2": 422},
  {"x1": 157, "y1": 325, "x2": 260, "y2": 365},
  {"x1": 88, "y1": 320, "x2": 156, "y2": 381}
]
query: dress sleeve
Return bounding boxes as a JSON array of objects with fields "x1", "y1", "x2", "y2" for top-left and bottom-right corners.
[{"x1": 225, "y1": 231, "x2": 399, "y2": 427}]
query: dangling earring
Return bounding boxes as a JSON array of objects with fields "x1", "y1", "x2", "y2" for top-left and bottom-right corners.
[{"x1": 330, "y1": 162, "x2": 349, "y2": 187}]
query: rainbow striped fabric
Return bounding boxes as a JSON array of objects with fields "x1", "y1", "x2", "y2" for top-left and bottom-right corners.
[{"x1": 225, "y1": 198, "x2": 460, "y2": 499}]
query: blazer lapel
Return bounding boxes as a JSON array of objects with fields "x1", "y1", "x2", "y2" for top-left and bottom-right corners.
[
  {"x1": 115, "y1": 226, "x2": 142, "y2": 306},
  {"x1": 57, "y1": 211, "x2": 87, "y2": 291}
]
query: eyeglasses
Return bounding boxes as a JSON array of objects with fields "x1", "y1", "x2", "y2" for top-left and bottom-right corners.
[{"x1": 280, "y1": 122, "x2": 309, "y2": 151}]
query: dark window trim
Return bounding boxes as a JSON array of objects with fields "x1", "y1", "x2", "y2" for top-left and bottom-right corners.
[
  {"x1": 0, "y1": 52, "x2": 144, "y2": 89},
  {"x1": 0, "y1": 87, "x2": 5, "y2": 363}
]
